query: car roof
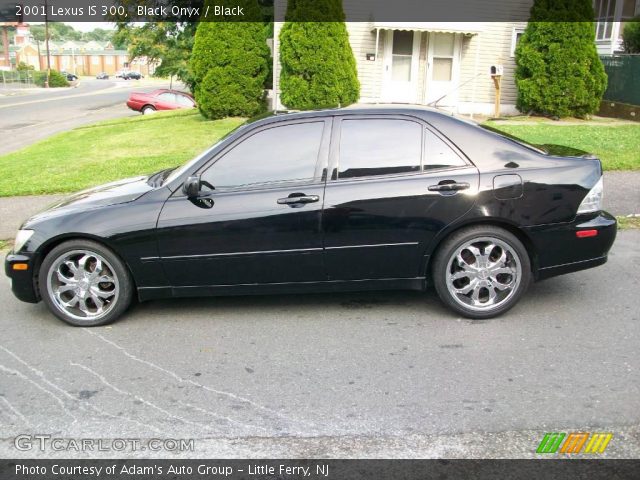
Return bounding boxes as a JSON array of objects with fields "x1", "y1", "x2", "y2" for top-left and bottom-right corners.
[{"x1": 250, "y1": 104, "x2": 476, "y2": 128}]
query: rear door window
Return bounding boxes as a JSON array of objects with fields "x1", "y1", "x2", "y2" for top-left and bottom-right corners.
[
  {"x1": 338, "y1": 119, "x2": 422, "y2": 179},
  {"x1": 424, "y1": 130, "x2": 466, "y2": 170}
]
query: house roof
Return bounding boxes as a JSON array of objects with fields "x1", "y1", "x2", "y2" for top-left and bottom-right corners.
[{"x1": 372, "y1": 22, "x2": 482, "y2": 35}]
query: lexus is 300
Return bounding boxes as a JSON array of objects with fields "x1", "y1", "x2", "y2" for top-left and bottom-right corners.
[{"x1": 5, "y1": 107, "x2": 616, "y2": 326}]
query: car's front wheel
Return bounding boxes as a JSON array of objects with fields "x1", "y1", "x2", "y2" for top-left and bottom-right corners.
[
  {"x1": 38, "y1": 240, "x2": 134, "y2": 326},
  {"x1": 432, "y1": 226, "x2": 531, "y2": 319},
  {"x1": 141, "y1": 105, "x2": 156, "y2": 115}
]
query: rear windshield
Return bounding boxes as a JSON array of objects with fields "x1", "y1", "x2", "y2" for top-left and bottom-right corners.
[
  {"x1": 479, "y1": 125, "x2": 547, "y2": 154},
  {"x1": 480, "y1": 125, "x2": 593, "y2": 157}
]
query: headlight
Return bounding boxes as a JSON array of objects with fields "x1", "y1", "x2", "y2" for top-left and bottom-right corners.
[
  {"x1": 577, "y1": 176, "x2": 604, "y2": 214},
  {"x1": 14, "y1": 230, "x2": 34, "y2": 253}
]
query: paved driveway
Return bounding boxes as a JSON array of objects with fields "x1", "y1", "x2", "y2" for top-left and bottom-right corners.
[{"x1": 0, "y1": 231, "x2": 638, "y2": 458}]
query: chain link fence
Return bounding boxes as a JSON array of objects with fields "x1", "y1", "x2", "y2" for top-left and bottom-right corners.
[
  {"x1": 601, "y1": 55, "x2": 640, "y2": 106},
  {"x1": 0, "y1": 69, "x2": 37, "y2": 89}
]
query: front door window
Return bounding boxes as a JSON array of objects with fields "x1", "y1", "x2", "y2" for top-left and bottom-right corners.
[
  {"x1": 426, "y1": 32, "x2": 459, "y2": 106},
  {"x1": 382, "y1": 30, "x2": 419, "y2": 103},
  {"x1": 392, "y1": 31, "x2": 414, "y2": 81}
]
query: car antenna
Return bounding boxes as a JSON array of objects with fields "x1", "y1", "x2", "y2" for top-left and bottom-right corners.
[{"x1": 427, "y1": 72, "x2": 483, "y2": 110}]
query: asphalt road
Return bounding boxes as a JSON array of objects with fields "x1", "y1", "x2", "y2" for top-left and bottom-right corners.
[
  {"x1": 0, "y1": 78, "x2": 177, "y2": 156},
  {"x1": 0, "y1": 231, "x2": 638, "y2": 458}
]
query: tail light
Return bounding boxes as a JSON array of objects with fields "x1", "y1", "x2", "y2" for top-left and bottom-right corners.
[{"x1": 577, "y1": 176, "x2": 603, "y2": 214}]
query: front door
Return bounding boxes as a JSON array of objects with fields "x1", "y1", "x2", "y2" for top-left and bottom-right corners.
[
  {"x1": 425, "y1": 32, "x2": 461, "y2": 106},
  {"x1": 156, "y1": 119, "x2": 331, "y2": 287},
  {"x1": 322, "y1": 115, "x2": 479, "y2": 281},
  {"x1": 382, "y1": 30, "x2": 421, "y2": 103}
]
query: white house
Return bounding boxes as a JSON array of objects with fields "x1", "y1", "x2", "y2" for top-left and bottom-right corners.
[
  {"x1": 594, "y1": 0, "x2": 640, "y2": 54},
  {"x1": 271, "y1": 0, "x2": 638, "y2": 116},
  {"x1": 273, "y1": 20, "x2": 528, "y2": 117}
]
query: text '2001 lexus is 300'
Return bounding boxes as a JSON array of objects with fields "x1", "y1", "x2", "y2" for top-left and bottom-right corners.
[{"x1": 5, "y1": 106, "x2": 616, "y2": 326}]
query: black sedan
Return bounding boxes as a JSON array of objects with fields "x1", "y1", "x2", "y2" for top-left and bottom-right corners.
[
  {"x1": 60, "y1": 71, "x2": 78, "y2": 81},
  {"x1": 123, "y1": 71, "x2": 143, "y2": 80},
  {"x1": 5, "y1": 107, "x2": 616, "y2": 326}
]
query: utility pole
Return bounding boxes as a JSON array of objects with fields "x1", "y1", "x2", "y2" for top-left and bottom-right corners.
[{"x1": 44, "y1": 0, "x2": 51, "y2": 87}]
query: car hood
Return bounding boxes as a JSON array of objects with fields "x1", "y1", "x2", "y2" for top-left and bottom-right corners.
[{"x1": 23, "y1": 176, "x2": 154, "y2": 227}]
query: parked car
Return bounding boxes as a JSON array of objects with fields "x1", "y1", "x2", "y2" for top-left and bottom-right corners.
[
  {"x1": 115, "y1": 70, "x2": 126, "y2": 79},
  {"x1": 123, "y1": 71, "x2": 143, "y2": 80},
  {"x1": 96, "y1": 72, "x2": 109, "y2": 80},
  {"x1": 5, "y1": 106, "x2": 616, "y2": 326},
  {"x1": 126, "y1": 89, "x2": 196, "y2": 114},
  {"x1": 60, "y1": 71, "x2": 78, "y2": 81}
]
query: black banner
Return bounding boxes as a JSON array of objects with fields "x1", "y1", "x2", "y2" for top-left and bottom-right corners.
[
  {"x1": 0, "y1": 0, "x2": 606, "y2": 23},
  {"x1": 1, "y1": 459, "x2": 640, "y2": 480}
]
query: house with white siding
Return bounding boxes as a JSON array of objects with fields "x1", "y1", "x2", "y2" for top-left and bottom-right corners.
[
  {"x1": 271, "y1": 0, "x2": 630, "y2": 116},
  {"x1": 273, "y1": 20, "x2": 529, "y2": 117},
  {"x1": 594, "y1": 0, "x2": 640, "y2": 54}
]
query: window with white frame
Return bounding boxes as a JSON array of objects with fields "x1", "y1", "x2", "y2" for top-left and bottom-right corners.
[
  {"x1": 431, "y1": 33, "x2": 455, "y2": 82},
  {"x1": 595, "y1": 0, "x2": 617, "y2": 40},
  {"x1": 91, "y1": 56, "x2": 99, "y2": 65},
  {"x1": 510, "y1": 27, "x2": 525, "y2": 57},
  {"x1": 106, "y1": 56, "x2": 113, "y2": 65}
]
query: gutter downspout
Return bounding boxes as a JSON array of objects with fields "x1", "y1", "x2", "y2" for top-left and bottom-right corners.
[
  {"x1": 375, "y1": 27, "x2": 380, "y2": 104},
  {"x1": 273, "y1": 23, "x2": 279, "y2": 112},
  {"x1": 470, "y1": 32, "x2": 481, "y2": 120}
]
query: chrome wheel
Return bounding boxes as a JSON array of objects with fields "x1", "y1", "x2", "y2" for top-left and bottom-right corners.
[
  {"x1": 46, "y1": 250, "x2": 120, "y2": 322},
  {"x1": 445, "y1": 237, "x2": 522, "y2": 312}
]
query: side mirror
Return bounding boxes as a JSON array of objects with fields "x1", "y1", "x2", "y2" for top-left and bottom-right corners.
[{"x1": 182, "y1": 176, "x2": 201, "y2": 197}]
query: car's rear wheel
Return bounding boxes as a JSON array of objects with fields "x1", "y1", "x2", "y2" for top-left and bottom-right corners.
[
  {"x1": 432, "y1": 226, "x2": 531, "y2": 319},
  {"x1": 38, "y1": 240, "x2": 134, "y2": 326},
  {"x1": 141, "y1": 105, "x2": 156, "y2": 115}
]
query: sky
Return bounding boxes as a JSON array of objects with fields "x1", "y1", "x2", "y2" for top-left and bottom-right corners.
[
  {"x1": 27, "y1": 22, "x2": 116, "y2": 32},
  {"x1": 66, "y1": 22, "x2": 116, "y2": 32}
]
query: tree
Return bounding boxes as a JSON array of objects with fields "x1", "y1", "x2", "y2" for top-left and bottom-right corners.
[
  {"x1": 111, "y1": 0, "x2": 272, "y2": 90},
  {"x1": 278, "y1": 0, "x2": 359, "y2": 110},
  {"x1": 515, "y1": 0, "x2": 607, "y2": 118},
  {"x1": 622, "y1": 17, "x2": 640, "y2": 53},
  {"x1": 113, "y1": 22, "x2": 196, "y2": 88},
  {"x1": 190, "y1": 0, "x2": 270, "y2": 119}
]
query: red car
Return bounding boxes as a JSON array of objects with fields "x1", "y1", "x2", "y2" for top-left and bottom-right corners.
[{"x1": 126, "y1": 89, "x2": 196, "y2": 115}]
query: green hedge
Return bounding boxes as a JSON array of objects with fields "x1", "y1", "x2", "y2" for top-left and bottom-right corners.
[
  {"x1": 190, "y1": 0, "x2": 270, "y2": 119},
  {"x1": 33, "y1": 70, "x2": 70, "y2": 88},
  {"x1": 279, "y1": 0, "x2": 359, "y2": 110},
  {"x1": 515, "y1": 0, "x2": 607, "y2": 118}
]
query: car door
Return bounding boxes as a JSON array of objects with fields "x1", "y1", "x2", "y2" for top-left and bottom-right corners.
[
  {"x1": 156, "y1": 118, "x2": 331, "y2": 287},
  {"x1": 322, "y1": 115, "x2": 479, "y2": 281}
]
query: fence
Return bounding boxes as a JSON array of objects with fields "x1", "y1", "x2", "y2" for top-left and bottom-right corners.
[
  {"x1": 0, "y1": 69, "x2": 36, "y2": 89},
  {"x1": 600, "y1": 55, "x2": 640, "y2": 106}
]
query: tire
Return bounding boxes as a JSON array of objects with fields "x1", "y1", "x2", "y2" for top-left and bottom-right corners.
[
  {"x1": 141, "y1": 105, "x2": 156, "y2": 115},
  {"x1": 432, "y1": 225, "x2": 531, "y2": 319},
  {"x1": 38, "y1": 240, "x2": 134, "y2": 326}
]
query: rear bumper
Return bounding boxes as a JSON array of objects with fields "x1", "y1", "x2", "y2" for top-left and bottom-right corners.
[
  {"x1": 525, "y1": 211, "x2": 617, "y2": 281},
  {"x1": 4, "y1": 252, "x2": 39, "y2": 303}
]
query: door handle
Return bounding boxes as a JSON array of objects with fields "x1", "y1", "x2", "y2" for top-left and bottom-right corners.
[
  {"x1": 277, "y1": 194, "x2": 320, "y2": 205},
  {"x1": 428, "y1": 182, "x2": 470, "y2": 192}
]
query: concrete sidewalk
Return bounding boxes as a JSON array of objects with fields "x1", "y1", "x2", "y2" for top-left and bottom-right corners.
[{"x1": 0, "y1": 171, "x2": 638, "y2": 241}]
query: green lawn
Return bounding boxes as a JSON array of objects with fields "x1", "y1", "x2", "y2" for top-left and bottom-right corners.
[
  {"x1": 0, "y1": 110, "x2": 638, "y2": 197},
  {"x1": 0, "y1": 110, "x2": 244, "y2": 197},
  {"x1": 483, "y1": 122, "x2": 640, "y2": 171}
]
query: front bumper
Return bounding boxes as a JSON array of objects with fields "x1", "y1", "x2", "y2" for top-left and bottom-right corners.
[
  {"x1": 524, "y1": 211, "x2": 617, "y2": 281},
  {"x1": 4, "y1": 251, "x2": 39, "y2": 303}
]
